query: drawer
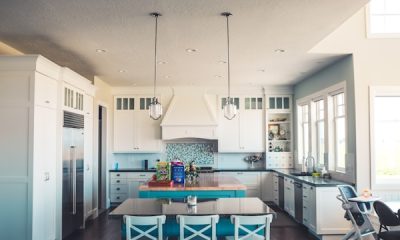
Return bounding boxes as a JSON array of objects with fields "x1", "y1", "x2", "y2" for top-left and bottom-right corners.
[
  {"x1": 233, "y1": 172, "x2": 260, "y2": 186},
  {"x1": 110, "y1": 184, "x2": 128, "y2": 193},
  {"x1": 110, "y1": 178, "x2": 127, "y2": 184},
  {"x1": 110, "y1": 194, "x2": 128, "y2": 203},
  {"x1": 110, "y1": 172, "x2": 127, "y2": 179},
  {"x1": 127, "y1": 172, "x2": 154, "y2": 179}
]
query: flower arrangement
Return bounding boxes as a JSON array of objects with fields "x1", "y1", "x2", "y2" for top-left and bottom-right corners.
[
  {"x1": 244, "y1": 155, "x2": 262, "y2": 168},
  {"x1": 185, "y1": 161, "x2": 199, "y2": 184}
]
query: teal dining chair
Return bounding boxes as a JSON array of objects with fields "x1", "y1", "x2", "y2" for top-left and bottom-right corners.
[
  {"x1": 227, "y1": 215, "x2": 273, "y2": 240},
  {"x1": 124, "y1": 215, "x2": 166, "y2": 240},
  {"x1": 176, "y1": 215, "x2": 219, "y2": 240}
]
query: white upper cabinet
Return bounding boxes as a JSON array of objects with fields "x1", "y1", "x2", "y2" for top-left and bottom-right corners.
[
  {"x1": 113, "y1": 96, "x2": 161, "y2": 153},
  {"x1": 34, "y1": 72, "x2": 58, "y2": 109},
  {"x1": 218, "y1": 96, "x2": 265, "y2": 152}
]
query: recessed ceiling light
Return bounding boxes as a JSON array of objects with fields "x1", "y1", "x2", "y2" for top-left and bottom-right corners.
[
  {"x1": 96, "y1": 49, "x2": 106, "y2": 53},
  {"x1": 157, "y1": 61, "x2": 168, "y2": 64},
  {"x1": 119, "y1": 70, "x2": 126, "y2": 73},
  {"x1": 218, "y1": 60, "x2": 227, "y2": 64},
  {"x1": 186, "y1": 48, "x2": 198, "y2": 53},
  {"x1": 258, "y1": 69, "x2": 266, "y2": 72},
  {"x1": 274, "y1": 49, "x2": 285, "y2": 53},
  {"x1": 164, "y1": 75, "x2": 170, "y2": 79},
  {"x1": 215, "y1": 75, "x2": 223, "y2": 78}
]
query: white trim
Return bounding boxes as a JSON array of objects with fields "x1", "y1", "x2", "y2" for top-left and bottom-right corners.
[
  {"x1": 370, "y1": 86, "x2": 400, "y2": 190},
  {"x1": 296, "y1": 82, "x2": 346, "y2": 105},
  {"x1": 365, "y1": 2, "x2": 400, "y2": 39}
]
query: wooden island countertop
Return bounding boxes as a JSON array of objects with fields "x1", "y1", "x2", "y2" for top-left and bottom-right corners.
[{"x1": 139, "y1": 173, "x2": 246, "y2": 191}]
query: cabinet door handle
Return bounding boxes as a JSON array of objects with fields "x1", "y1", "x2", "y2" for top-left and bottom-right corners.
[
  {"x1": 116, "y1": 196, "x2": 120, "y2": 200},
  {"x1": 237, "y1": 172, "x2": 243, "y2": 175},
  {"x1": 303, "y1": 206, "x2": 307, "y2": 209},
  {"x1": 303, "y1": 196, "x2": 307, "y2": 198},
  {"x1": 116, "y1": 174, "x2": 120, "y2": 177},
  {"x1": 116, "y1": 180, "x2": 120, "y2": 183},
  {"x1": 45, "y1": 100, "x2": 50, "y2": 104},
  {"x1": 139, "y1": 174, "x2": 146, "y2": 177},
  {"x1": 116, "y1": 188, "x2": 120, "y2": 191}
]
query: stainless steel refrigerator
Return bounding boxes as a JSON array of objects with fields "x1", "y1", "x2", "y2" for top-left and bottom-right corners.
[{"x1": 62, "y1": 111, "x2": 84, "y2": 239}]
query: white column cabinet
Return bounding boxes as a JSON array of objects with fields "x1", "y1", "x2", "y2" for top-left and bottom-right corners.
[
  {"x1": 113, "y1": 96, "x2": 161, "y2": 153},
  {"x1": 0, "y1": 55, "x2": 60, "y2": 240},
  {"x1": 218, "y1": 96, "x2": 264, "y2": 153}
]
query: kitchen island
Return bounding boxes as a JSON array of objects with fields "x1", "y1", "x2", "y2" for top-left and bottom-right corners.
[{"x1": 138, "y1": 173, "x2": 247, "y2": 198}]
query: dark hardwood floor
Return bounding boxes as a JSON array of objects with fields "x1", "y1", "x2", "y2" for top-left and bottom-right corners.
[{"x1": 65, "y1": 204, "x2": 318, "y2": 240}]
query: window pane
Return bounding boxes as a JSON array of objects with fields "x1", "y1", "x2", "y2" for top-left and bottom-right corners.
[
  {"x1": 251, "y1": 98, "x2": 256, "y2": 109},
  {"x1": 146, "y1": 98, "x2": 152, "y2": 110},
  {"x1": 269, "y1": 97, "x2": 275, "y2": 109},
  {"x1": 257, "y1": 98, "x2": 263, "y2": 109},
  {"x1": 221, "y1": 98, "x2": 226, "y2": 109},
  {"x1": 129, "y1": 98, "x2": 134, "y2": 110},
  {"x1": 303, "y1": 123, "x2": 309, "y2": 159},
  {"x1": 277, "y1": 97, "x2": 283, "y2": 109},
  {"x1": 374, "y1": 96, "x2": 400, "y2": 182},
  {"x1": 123, "y1": 98, "x2": 128, "y2": 110},
  {"x1": 284, "y1": 97, "x2": 290, "y2": 109},
  {"x1": 336, "y1": 117, "x2": 346, "y2": 169},
  {"x1": 234, "y1": 98, "x2": 240, "y2": 109},
  {"x1": 245, "y1": 98, "x2": 250, "y2": 109},
  {"x1": 140, "y1": 98, "x2": 145, "y2": 110},
  {"x1": 317, "y1": 121, "x2": 325, "y2": 165}
]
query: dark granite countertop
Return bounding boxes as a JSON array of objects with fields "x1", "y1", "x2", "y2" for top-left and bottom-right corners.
[{"x1": 109, "y1": 168, "x2": 350, "y2": 187}]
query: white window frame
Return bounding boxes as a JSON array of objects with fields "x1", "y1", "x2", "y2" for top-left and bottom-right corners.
[
  {"x1": 296, "y1": 82, "x2": 346, "y2": 172},
  {"x1": 332, "y1": 93, "x2": 346, "y2": 173},
  {"x1": 370, "y1": 86, "x2": 400, "y2": 190},
  {"x1": 366, "y1": 0, "x2": 400, "y2": 38},
  {"x1": 315, "y1": 99, "x2": 325, "y2": 166},
  {"x1": 297, "y1": 104, "x2": 310, "y2": 164}
]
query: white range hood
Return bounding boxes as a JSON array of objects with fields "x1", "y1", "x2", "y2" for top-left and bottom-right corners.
[{"x1": 160, "y1": 88, "x2": 218, "y2": 140}]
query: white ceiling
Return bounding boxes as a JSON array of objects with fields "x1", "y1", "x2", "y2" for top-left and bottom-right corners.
[{"x1": 0, "y1": 0, "x2": 368, "y2": 87}]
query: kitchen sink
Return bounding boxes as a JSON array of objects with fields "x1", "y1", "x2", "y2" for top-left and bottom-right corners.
[{"x1": 290, "y1": 172, "x2": 312, "y2": 176}]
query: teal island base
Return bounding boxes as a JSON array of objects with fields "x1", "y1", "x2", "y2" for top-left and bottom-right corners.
[{"x1": 139, "y1": 189, "x2": 246, "y2": 198}]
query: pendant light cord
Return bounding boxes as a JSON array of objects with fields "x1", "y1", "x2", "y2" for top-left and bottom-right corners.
[
  {"x1": 224, "y1": 13, "x2": 232, "y2": 100},
  {"x1": 153, "y1": 13, "x2": 159, "y2": 99}
]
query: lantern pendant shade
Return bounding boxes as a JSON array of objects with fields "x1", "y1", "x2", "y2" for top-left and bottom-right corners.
[
  {"x1": 149, "y1": 97, "x2": 162, "y2": 120},
  {"x1": 223, "y1": 97, "x2": 237, "y2": 120}
]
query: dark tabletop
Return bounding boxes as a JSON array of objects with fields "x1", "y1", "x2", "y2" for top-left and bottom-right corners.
[{"x1": 110, "y1": 197, "x2": 275, "y2": 217}]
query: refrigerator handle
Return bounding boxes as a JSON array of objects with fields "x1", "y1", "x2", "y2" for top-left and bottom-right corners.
[{"x1": 71, "y1": 146, "x2": 77, "y2": 215}]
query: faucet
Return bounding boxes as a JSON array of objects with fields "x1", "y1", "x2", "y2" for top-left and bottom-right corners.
[{"x1": 304, "y1": 155, "x2": 315, "y2": 173}]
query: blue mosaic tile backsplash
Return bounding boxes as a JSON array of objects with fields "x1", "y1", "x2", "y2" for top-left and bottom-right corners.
[{"x1": 166, "y1": 143, "x2": 215, "y2": 165}]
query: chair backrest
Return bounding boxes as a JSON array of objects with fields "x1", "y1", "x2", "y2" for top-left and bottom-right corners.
[
  {"x1": 176, "y1": 215, "x2": 219, "y2": 240},
  {"x1": 230, "y1": 215, "x2": 274, "y2": 240},
  {"x1": 337, "y1": 185, "x2": 371, "y2": 213},
  {"x1": 124, "y1": 215, "x2": 166, "y2": 240},
  {"x1": 373, "y1": 201, "x2": 400, "y2": 227}
]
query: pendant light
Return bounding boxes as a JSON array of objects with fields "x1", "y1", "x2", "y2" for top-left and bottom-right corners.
[
  {"x1": 149, "y1": 12, "x2": 163, "y2": 120},
  {"x1": 222, "y1": 12, "x2": 237, "y2": 120}
]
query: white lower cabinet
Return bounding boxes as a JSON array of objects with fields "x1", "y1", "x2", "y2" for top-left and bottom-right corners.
[
  {"x1": 219, "y1": 172, "x2": 261, "y2": 198},
  {"x1": 110, "y1": 172, "x2": 154, "y2": 204},
  {"x1": 302, "y1": 183, "x2": 316, "y2": 232},
  {"x1": 284, "y1": 177, "x2": 295, "y2": 217}
]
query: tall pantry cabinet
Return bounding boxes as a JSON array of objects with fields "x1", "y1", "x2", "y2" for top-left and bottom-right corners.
[
  {"x1": 0, "y1": 55, "x2": 60, "y2": 240},
  {"x1": 0, "y1": 55, "x2": 96, "y2": 240}
]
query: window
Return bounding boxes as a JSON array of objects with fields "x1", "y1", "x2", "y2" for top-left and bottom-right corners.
[
  {"x1": 221, "y1": 97, "x2": 240, "y2": 109},
  {"x1": 333, "y1": 93, "x2": 346, "y2": 172},
  {"x1": 245, "y1": 97, "x2": 263, "y2": 110},
  {"x1": 296, "y1": 82, "x2": 346, "y2": 173},
  {"x1": 298, "y1": 104, "x2": 309, "y2": 164},
  {"x1": 371, "y1": 87, "x2": 400, "y2": 188},
  {"x1": 315, "y1": 100, "x2": 325, "y2": 166},
  {"x1": 368, "y1": 0, "x2": 400, "y2": 36}
]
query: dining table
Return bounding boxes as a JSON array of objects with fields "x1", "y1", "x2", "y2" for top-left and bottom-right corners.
[{"x1": 110, "y1": 197, "x2": 276, "y2": 238}]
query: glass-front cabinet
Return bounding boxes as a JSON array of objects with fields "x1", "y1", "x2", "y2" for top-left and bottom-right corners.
[{"x1": 266, "y1": 95, "x2": 293, "y2": 168}]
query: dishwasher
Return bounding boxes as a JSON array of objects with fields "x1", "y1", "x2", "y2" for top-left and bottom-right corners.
[
  {"x1": 294, "y1": 181, "x2": 303, "y2": 223},
  {"x1": 278, "y1": 175, "x2": 285, "y2": 209}
]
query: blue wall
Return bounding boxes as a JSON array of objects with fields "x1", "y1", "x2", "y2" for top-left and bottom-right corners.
[{"x1": 293, "y1": 55, "x2": 356, "y2": 183}]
